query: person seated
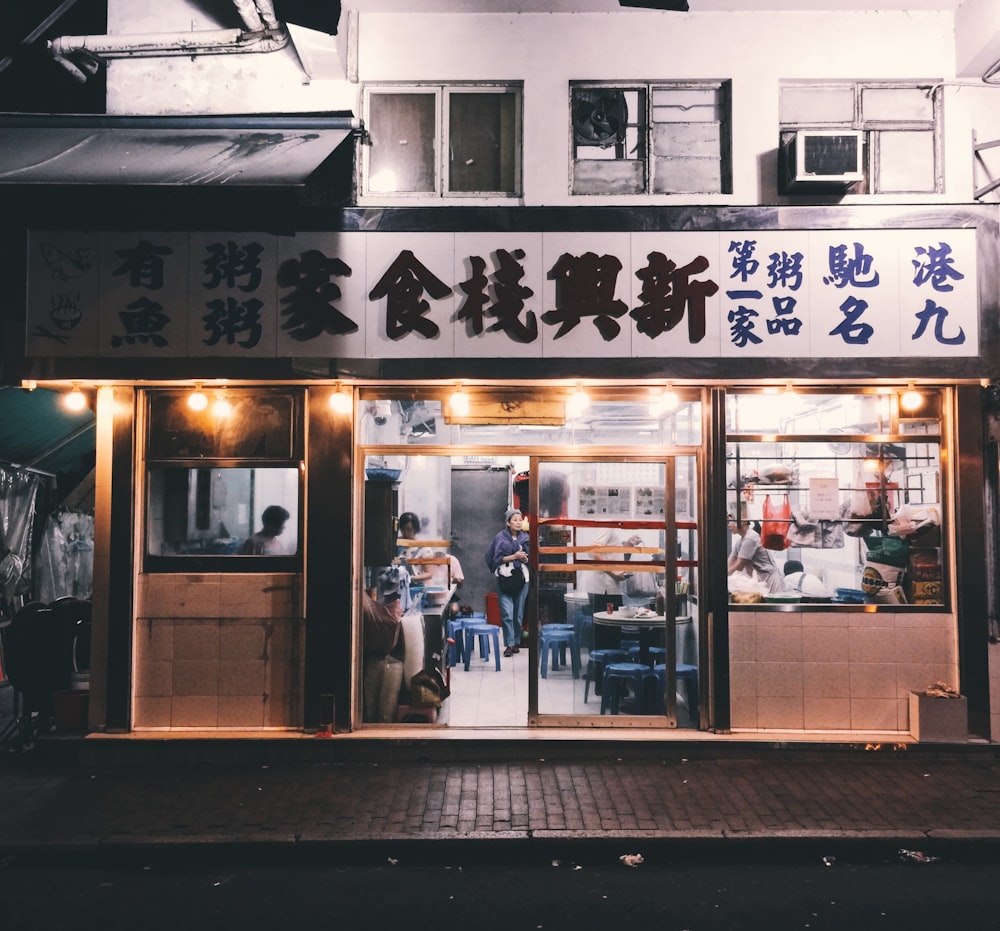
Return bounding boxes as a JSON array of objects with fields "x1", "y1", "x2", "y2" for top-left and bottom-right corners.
[
  {"x1": 782, "y1": 559, "x2": 831, "y2": 598},
  {"x1": 240, "y1": 505, "x2": 291, "y2": 555}
]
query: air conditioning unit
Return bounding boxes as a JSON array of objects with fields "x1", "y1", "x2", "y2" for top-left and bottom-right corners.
[{"x1": 793, "y1": 130, "x2": 864, "y2": 183}]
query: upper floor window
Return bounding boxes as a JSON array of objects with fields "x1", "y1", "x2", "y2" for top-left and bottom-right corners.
[
  {"x1": 362, "y1": 83, "x2": 522, "y2": 198},
  {"x1": 570, "y1": 80, "x2": 732, "y2": 196},
  {"x1": 779, "y1": 81, "x2": 941, "y2": 195}
]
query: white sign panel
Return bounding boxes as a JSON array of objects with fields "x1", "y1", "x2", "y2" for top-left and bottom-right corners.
[{"x1": 25, "y1": 227, "x2": 979, "y2": 360}]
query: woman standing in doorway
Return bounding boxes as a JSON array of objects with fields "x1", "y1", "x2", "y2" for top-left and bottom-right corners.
[{"x1": 484, "y1": 507, "x2": 530, "y2": 657}]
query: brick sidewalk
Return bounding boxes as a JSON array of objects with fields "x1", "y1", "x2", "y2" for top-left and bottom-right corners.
[{"x1": 2, "y1": 749, "x2": 1000, "y2": 859}]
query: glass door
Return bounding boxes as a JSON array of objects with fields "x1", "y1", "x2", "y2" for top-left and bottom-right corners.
[{"x1": 530, "y1": 456, "x2": 700, "y2": 727}]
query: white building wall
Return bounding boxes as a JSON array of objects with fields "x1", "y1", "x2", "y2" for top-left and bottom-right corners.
[{"x1": 100, "y1": 3, "x2": 992, "y2": 206}]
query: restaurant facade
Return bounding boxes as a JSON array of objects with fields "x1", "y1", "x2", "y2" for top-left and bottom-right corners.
[{"x1": 4, "y1": 0, "x2": 1000, "y2": 743}]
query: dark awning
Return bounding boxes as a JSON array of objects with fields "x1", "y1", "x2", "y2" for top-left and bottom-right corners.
[{"x1": 0, "y1": 113, "x2": 358, "y2": 186}]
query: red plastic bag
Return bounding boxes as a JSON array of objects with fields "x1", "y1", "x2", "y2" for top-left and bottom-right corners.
[{"x1": 761, "y1": 494, "x2": 791, "y2": 551}]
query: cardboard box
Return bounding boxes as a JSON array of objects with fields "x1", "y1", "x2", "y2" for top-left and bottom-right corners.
[{"x1": 909, "y1": 691, "x2": 967, "y2": 742}]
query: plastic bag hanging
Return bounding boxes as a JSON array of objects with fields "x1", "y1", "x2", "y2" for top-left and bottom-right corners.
[{"x1": 761, "y1": 494, "x2": 791, "y2": 551}]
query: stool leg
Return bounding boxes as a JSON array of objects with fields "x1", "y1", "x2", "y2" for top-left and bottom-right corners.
[
  {"x1": 492, "y1": 631, "x2": 501, "y2": 671},
  {"x1": 540, "y1": 642, "x2": 549, "y2": 679}
]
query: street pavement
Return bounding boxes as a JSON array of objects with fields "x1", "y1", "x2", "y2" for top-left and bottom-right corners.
[{"x1": 1, "y1": 736, "x2": 1000, "y2": 864}]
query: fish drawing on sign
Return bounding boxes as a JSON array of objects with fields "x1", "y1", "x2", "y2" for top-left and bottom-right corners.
[{"x1": 39, "y1": 242, "x2": 92, "y2": 281}]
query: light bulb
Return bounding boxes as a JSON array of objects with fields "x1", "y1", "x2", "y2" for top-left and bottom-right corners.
[
  {"x1": 188, "y1": 385, "x2": 208, "y2": 412},
  {"x1": 900, "y1": 384, "x2": 923, "y2": 412},
  {"x1": 64, "y1": 385, "x2": 87, "y2": 412},
  {"x1": 566, "y1": 385, "x2": 590, "y2": 419},
  {"x1": 449, "y1": 385, "x2": 470, "y2": 416},
  {"x1": 329, "y1": 385, "x2": 352, "y2": 414}
]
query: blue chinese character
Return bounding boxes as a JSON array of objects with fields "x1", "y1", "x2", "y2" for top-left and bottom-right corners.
[
  {"x1": 912, "y1": 299, "x2": 965, "y2": 345},
  {"x1": 823, "y1": 242, "x2": 880, "y2": 289},
  {"x1": 728, "y1": 240, "x2": 759, "y2": 282},
  {"x1": 912, "y1": 242, "x2": 964, "y2": 293},
  {"x1": 829, "y1": 295, "x2": 874, "y2": 345},
  {"x1": 766, "y1": 251, "x2": 804, "y2": 291},
  {"x1": 766, "y1": 295, "x2": 803, "y2": 336},
  {"x1": 727, "y1": 303, "x2": 763, "y2": 347}
]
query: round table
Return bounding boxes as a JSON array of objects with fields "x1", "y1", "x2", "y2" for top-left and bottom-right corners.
[{"x1": 592, "y1": 612, "x2": 693, "y2": 665}]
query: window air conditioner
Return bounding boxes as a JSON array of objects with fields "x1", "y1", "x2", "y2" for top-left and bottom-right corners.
[{"x1": 793, "y1": 130, "x2": 864, "y2": 183}]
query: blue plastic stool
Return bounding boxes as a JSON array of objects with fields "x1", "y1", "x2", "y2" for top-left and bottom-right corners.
[
  {"x1": 600, "y1": 662, "x2": 652, "y2": 715},
  {"x1": 446, "y1": 618, "x2": 464, "y2": 667},
  {"x1": 583, "y1": 649, "x2": 628, "y2": 703},
  {"x1": 463, "y1": 624, "x2": 502, "y2": 672},
  {"x1": 457, "y1": 616, "x2": 489, "y2": 666},
  {"x1": 539, "y1": 625, "x2": 581, "y2": 679},
  {"x1": 648, "y1": 663, "x2": 700, "y2": 722},
  {"x1": 647, "y1": 646, "x2": 667, "y2": 666}
]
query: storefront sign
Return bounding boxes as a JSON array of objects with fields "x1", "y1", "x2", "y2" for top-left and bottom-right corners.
[{"x1": 26, "y1": 228, "x2": 978, "y2": 359}]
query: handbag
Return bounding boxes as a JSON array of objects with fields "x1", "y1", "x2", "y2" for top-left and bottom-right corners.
[
  {"x1": 496, "y1": 562, "x2": 527, "y2": 594},
  {"x1": 761, "y1": 494, "x2": 791, "y2": 551}
]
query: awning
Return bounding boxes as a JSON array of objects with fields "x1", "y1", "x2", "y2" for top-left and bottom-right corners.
[{"x1": 0, "y1": 114, "x2": 359, "y2": 186}]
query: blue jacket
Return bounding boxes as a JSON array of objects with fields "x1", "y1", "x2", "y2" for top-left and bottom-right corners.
[{"x1": 484, "y1": 527, "x2": 530, "y2": 574}]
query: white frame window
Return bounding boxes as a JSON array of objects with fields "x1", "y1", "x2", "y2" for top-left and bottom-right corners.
[
  {"x1": 779, "y1": 81, "x2": 942, "y2": 195},
  {"x1": 362, "y1": 83, "x2": 523, "y2": 198},
  {"x1": 570, "y1": 80, "x2": 732, "y2": 196}
]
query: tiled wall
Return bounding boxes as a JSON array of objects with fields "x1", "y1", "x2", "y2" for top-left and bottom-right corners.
[
  {"x1": 729, "y1": 610, "x2": 959, "y2": 735},
  {"x1": 133, "y1": 574, "x2": 304, "y2": 729}
]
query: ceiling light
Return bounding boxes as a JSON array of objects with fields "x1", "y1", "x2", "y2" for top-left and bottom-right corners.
[
  {"x1": 900, "y1": 383, "x2": 923, "y2": 412},
  {"x1": 64, "y1": 383, "x2": 87, "y2": 412},
  {"x1": 188, "y1": 384, "x2": 208, "y2": 412},
  {"x1": 566, "y1": 385, "x2": 590, "y2": 419},
  {"x1": 449, "y1": 383, "x2": 470, "y2": 417},
  {"x1": 650, "y1": 383, "x2": 680, "y2": 415},
  {"x1": 329, "y1": 383, "x2": 353, "y2": 414},
  {"x1": 211, "y1": 391, "x2": 232, "y2": 418}
]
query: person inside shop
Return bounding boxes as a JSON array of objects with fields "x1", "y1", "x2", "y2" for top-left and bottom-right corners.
[
  {"x1": 240, "y1": 505, "x2": 291, "y2": 555},
  {"x1": 782, "y1": 559, "x2": 831, "y2": 598},
  {"x1": 397, "y1": 511, "x2": 433, "y2": 583},
  {"x1": 727, "y1": 505, "x2": 786, "y2": 593},
  {"x1": 582, "y1": 527, "x2": 634, "y2": 606},
  {"x1": 484, "y1": 507, "x2": 530, "y2": 657}
]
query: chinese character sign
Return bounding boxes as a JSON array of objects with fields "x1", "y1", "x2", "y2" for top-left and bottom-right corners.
[{"x1": 26, "y1": 227, "x2": 979, "y2": 360}]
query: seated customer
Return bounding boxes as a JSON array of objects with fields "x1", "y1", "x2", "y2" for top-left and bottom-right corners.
[{"x1": 782, "y1": 560, "x2": 831, "y2": 598}]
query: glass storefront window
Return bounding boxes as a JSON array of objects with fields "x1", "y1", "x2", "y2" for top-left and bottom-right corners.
[
  {"x1": 143, "y1": 388, "x2": 303, "y2": 571},
  {"x1": 726, "y1": 389, "x2": 945, "y2": 607},
  {"x1": 360, "y1": 395, "x2": 702, "y2": 447}
]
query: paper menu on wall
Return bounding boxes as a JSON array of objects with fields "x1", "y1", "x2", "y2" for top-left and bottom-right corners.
[{"x1": 809, "y1": 477, "x2": 840, "y2": 520}]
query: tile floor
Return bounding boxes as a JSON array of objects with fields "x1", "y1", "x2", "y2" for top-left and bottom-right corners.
[{"x1": 445, "y1": 640, "x2": 697, "y2": 727}]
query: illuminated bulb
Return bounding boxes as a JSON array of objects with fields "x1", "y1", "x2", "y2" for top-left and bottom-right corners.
[
  {"x1": 449, "y1": 385, "x2": 470, "y2": 417},
  {"x1": 64, "y1": 385, "x2": 87, "y2": 412},
  {"x1": 212, "y1": 393, "x2": 232, "y2": 418},
  {"x1": 566, "y1": 385, "x2": 590, "y2": 419},
  {"x1": 650, "y1": 384, "x2": 680, "y2": 415},
  {"x1": 329, "y1": 385, "x2": 352, "y2": 414},
  {"x1": 900, "y1": 384, "x2": 923, "y2": 412},
  {"x1": 188, "y1": 385, "x2": 208, "y2": 412}
]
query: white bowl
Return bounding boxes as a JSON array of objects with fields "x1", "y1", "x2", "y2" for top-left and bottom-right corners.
[{"x1": 618, "y1": 606, "x2": 637, "y2": 618}]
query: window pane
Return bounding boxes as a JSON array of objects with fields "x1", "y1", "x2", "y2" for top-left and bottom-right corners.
[
  {"x1": 146, "y1": 390, "x2": 298, "y2": 459},
  {"x1": 862, "y1": 87, "x2": 933, "y2": 123},
  {"x1": 877, "y1": 130, "x2": 936, "y2": 193},
  {"x1": 779, "y1": 85, "x2": 854, "y2": 124},
  {"x1": 449, "y1": 92, "x2": 517, "y2": 193},
  {"x1": 147, "y1": 467, "x2": 300, "y2": 557},
  {"x1": 368, "y1": 93, "x2": 436, "y2": 193}
]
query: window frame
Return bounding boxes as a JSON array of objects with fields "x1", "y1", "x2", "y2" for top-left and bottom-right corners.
[
  {"x1": 141, "y1": 387, "x2": 305, "y2": 573},
  {"x1": 779, "y1": 80, "x2": 943, "y2": 195},
  {"x1": 361, "y1": 82, "x2": 524, "y2": 199},
  {"x1": 569, "y1": 79, "x2": 733, "y2": 196}
]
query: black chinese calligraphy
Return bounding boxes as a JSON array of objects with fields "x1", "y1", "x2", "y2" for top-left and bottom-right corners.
[
  {"x1": 633, "y1": 251, "x2": 719, "y2": 343},
  {"x1": 277, "y1": 249, "x2": 358, "y2": 341},
  {"x1": 458, "y1": 248, "x2": 538, "y2": 342},
  {"x1": 369, "y1": 249, "x2": 451, "y2": 340},
  {"x1": 544, "y1": 251, "x2": 629, "y2": 340}
]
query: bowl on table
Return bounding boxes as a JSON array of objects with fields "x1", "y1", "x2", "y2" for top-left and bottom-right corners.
[{"x1": 422, "y1": 587, "x2": 450, "y2": 607}]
